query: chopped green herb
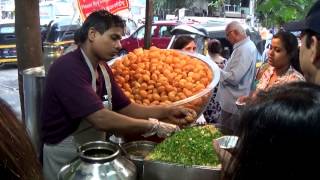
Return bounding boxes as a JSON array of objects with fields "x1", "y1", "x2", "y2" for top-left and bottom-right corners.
[{"x1": 146, "y1": 125, "x2": 222, "y2": 167}]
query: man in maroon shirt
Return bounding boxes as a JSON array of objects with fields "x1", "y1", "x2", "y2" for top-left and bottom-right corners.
[{"x1": 41, "y1": 10, "x2": 196, "y2": 179}]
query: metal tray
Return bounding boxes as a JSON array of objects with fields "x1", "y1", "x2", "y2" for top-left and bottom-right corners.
[{"x1": 143, "y1": 160, "x2": 221, "y2": 180}]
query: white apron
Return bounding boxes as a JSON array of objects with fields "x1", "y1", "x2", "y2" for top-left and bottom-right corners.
[{"x1": 43, "y1": 49, "x2": 113, "y2": 180}]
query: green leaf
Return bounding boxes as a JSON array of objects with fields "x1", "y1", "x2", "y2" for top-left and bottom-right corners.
[{"x1": 256, "y1": 0, "x2": 317, "y2": 27}]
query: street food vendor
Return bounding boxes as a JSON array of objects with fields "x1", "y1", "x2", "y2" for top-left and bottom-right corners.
[{"x1": 41, "y1": 10, "x2": 196, "y2": 180}]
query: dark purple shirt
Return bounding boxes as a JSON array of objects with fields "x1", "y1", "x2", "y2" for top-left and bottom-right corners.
[{"x1": 41, "y1": 48, "x2": 131, "y2": 144}]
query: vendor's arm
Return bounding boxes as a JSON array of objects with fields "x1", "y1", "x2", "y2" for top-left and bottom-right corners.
[
  {"x1": 86, "y1": 108, "x2": 180, "y2": 138},
  {"x1": 118, "y1": 103, "x2": 197, "y2": 125},
  {"x1": 86, "y1": 107, "x2": 153, "y2": 135},
  {"x1": 118, "y1": 103, "x2": 170, "y2": 119}
]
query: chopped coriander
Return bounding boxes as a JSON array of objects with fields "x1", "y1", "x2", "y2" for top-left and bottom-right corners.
[{"x1": 146, "y1": 125, "x2": 222, "y2": 167}]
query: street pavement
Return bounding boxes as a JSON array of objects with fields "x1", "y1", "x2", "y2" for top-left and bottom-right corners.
[{"x1": 0, "y1": 64, "x2": 21, "y2": 119}]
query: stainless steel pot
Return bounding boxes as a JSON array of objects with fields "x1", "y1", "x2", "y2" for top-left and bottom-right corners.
[
  {"x1": 122, "y1": 141, "x2": 157, "y2": 180},
  {"x1": 58, "y1": 141, "x2": 137, "y2": 180}
]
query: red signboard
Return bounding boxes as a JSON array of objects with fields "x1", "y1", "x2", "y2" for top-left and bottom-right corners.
[{"x1": 77, "y1": 0, "x2": 129, "y2": 20}]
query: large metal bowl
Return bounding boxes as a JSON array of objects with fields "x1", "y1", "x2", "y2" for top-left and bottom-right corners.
[
  {"x1": 143, "y1": 160, "x2": 221, "y2": 180},
  {"x1": 108, "y1": 50, "x2": 221, "y2": 119},
  {"x1": 122, "y1": 140, "x2": 157, "y2": 161},
  {"x1": 122, "y1": 141, "x2": 157, "y2": 180}
]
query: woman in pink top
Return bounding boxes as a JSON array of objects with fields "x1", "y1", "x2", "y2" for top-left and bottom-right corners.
[
  {"x1": 256, "y1": 31, "x2": 305, "y2": 90},
  {"x1": 238, "y1": 31, "x2": 305, "y2": 105}
]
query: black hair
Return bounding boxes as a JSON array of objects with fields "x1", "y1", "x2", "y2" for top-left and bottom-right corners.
[
  {"x1": 304, "y1": 29, "x2": 320, "y2": 49},
  {"x1": 172, "y1": 35, "x2": 195, "y2": 50},
  {"x1": 78, "y1": 10, "x2": 125, "y2": 44},
  {"x1": 223, "y1": 82, "x2": 320, "y2": 180},
  {"x1": 73, "y1": 28, "x2": 81, "y2": 44},
  {"x1": 273, "y1": 31, "x2": 301, "y2": 73},
  {"x1": 207, "y1": 39, "x2": 222, "y2": 54}
]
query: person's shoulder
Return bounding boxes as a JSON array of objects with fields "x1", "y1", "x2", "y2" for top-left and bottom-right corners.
[
  {"x1": 47, "y1": 48, "x2": 87, "y2": 80},
  {"x1": 50, "y1": 49, "x2": 83, "y2": 72},
  {"x1": 238, "y1": 38, "x2": 254, "y2": 48},
  {"x1": 256, "y1": 63, "x2": 271, "y2": 80},
  {"x1": 247, "y1": 38, "x2": 257, "y2": 48},
  {"x1": 290, "y1": 67, "x2": 306, "y2": 81}
]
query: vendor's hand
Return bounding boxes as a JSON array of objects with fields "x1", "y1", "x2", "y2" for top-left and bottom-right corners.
[
  {"x1": 142, "y1": 118, "x2": 180, "y2": 138},
  {"x1": 236, "y1": 95, "x2": 249, "y2": 105},
  {"x1": 166, "y1": 107, "x2": 197, "y2": 125},
  {"x1": 156, "y1": 120, "x2": 180, "y2": 138}
]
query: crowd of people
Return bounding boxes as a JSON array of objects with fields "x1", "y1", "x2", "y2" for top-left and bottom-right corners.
[
  {"x1": 1, "y1": 0, "x2": 320, "y2": 179},
  {"x1": 214, "y1": 1, "x2": 320, "y2": 179}
]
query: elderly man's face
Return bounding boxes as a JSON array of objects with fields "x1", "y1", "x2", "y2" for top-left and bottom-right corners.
[{"x1": 226, "y1": 28, "x2": 236, "y2": 44}]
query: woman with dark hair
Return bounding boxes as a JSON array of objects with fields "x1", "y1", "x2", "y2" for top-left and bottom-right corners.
[
  {"x1": 203, "y1": 39, "x2": 227, "y2": 123},
  {"x1": 172, "y1": 35, "x2": 196, "y2": 53},
  {"x1": 0, "y1": 98, "x2": 42, "y2": 179},
  {"x1": 215, "y1": 82, "x2": 320, "y2": 180},
  {"x1": 255, "y1": 31, "x2": 305, "y2": 91},
  {"x1": 207, "y1": 39, "x2": 227, "y2": 69},
  {"x1": 238, "y1": 31, "x2": 305, "y2": 105}
]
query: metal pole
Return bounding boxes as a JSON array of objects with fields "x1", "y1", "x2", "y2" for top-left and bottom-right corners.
[
  {"x1": 144, "y1": 0, "x2": 153, "y2": 49},
  {"x1": 250, "y1": 0, "x2": 255, "y2": 27}
]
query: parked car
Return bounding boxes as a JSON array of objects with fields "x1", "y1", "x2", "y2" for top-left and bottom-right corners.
[
  {"x1": 0, "y1": 23, "x2": 16, "y2": 66},
  {"x1": 42, "y1": 17, "x2": 80, "y2": 54},
  {"x1": 200, "y1": 20, "x2": 264, "y2": 56},
  {"x1": 168, "y1": 20, "x2": 263, "y2": 60},
  {"x1": 42, "y1": 17, "x2": 81, "y2": 72},
  {"x1": 169, "y1": 22, "x2": 232, "y2": 58},
  {"x1": 168, "y1": 24, "x2": 209, "y2": 55},
  {"x1": 0, "y1": 17, "x2": 80, "y2": 67},
  {"x1": 119, "y1": 21, "x2": 179, "y2": 55},
  {"x1": 123, "y1": 18, "x2": 138, "y2": 37}
]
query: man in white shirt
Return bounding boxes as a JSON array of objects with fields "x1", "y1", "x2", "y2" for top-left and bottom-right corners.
[{"x1": 216, "y1": 21, "x2": 258, "y2": 134}]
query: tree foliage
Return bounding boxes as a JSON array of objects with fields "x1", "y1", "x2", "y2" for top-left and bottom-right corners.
[
  {"x1": 153, "y1": 0, "x2": 195, "y2": 14},
  {"x1": 256, "y1": 0, "x2": 317, "y2": 27}
]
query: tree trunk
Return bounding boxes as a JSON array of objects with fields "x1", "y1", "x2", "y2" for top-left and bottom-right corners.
[
  {"x1": 144, "y1": 0, "x2": 154, "y2": 49},
  {"x1": 15, "y1": 0, "x2": 42, "y2": 121}
]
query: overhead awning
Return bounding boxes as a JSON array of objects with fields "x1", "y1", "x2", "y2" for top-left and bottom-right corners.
[{"x1": 76, "y1": 0, "x2": 130, "y2": 21}]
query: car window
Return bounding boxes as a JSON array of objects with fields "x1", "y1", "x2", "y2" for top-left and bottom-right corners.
[
  {"x1": 136, "y1": 25, "x2": 156, "y2": 39},
  {"x1": 45, "y1": 21, "x2": 80, "y2": 43},
  {"x1": 208, "y1": 30, "x2": 225, "y2": 39},
  {"x1": 159, "y1": 26, "x2": 173, "y2": 37},
  {"x1": 0, "y1": 26, "x2": 14, "y2": 34}
]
